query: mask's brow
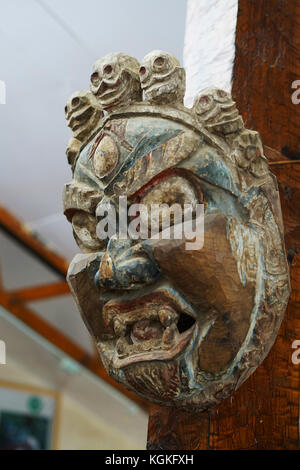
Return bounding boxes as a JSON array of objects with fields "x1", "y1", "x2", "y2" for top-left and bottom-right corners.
[{"x1": 129, "y1": 168, "x2": 184, "y2": 202}]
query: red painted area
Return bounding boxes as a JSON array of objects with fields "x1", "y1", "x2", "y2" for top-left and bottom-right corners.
[{"x1": 131, "y1": 168, "x2": 184, "y2": 202}]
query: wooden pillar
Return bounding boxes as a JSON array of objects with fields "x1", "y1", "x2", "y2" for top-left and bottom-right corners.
[{"x1": 147, "y1": 0, "x2": 300, "y2": 450}]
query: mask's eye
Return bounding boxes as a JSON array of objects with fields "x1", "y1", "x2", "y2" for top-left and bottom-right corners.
[
  {"x1": 72, "y1": 211, "x2": 105, "y2": 252},
  {"x1": 129, "y1": 174, "x2": 204, "y2": 237},
  {"x1": 90, "y1": 72, "x2": 100, "y2": 85}
]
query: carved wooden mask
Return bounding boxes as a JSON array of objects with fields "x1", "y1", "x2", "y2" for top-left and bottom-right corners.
[{"x1": 63, "y1": 51, "x2": 290, "y2": 410}]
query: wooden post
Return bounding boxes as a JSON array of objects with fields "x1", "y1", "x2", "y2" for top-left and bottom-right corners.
[{"x1": 147, "y1": 0, "x2": 300, "y2": 450}]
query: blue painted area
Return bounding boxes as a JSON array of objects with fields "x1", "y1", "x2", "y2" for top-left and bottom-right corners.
[
  {"x1": 179, "y1": 146, "x2": 239, "y2": 196},
  {"x1": 105, "y1": 127, "x2": 182, "y2": 194},
  {"x1": 74, "y1": 115, "x2": 188, "y2": 193},
  {"x1": 125, "y1": 116, "x2": 186, "y2": 149}
]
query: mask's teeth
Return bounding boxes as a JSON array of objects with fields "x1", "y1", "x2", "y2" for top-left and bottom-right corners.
[
  {"x1": 114, "y1": 318, "x2": 127, "y2": 337},
  {"x1": 162, "y1": 324, "x2": 178, "y2": 345},
  {"x1": 130, "y1": 338, "x2": 162, "y2": 354},
  {"x1": 130, "y1": 330, "x2": 140, "y2": 345},
  {"x1": 158, "y1": 305, "x2": 179, "y2": 327}
]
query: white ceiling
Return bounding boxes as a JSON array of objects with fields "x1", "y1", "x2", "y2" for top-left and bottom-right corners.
[{"x1": 0, "y1": 0, "x2": 187, "y2": 259}]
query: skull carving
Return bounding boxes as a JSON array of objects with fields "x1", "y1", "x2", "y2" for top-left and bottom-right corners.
[
  {"x1": 193, "y1": 87, "x2": 243, "y2": 136},
  {"x1": 63, "y1": 51, "x2": 290, "y2": 411},
  {"x1": 65, "y1": 90, "x2": 103, "y2": 168},
  {"x1": 139, "y1": 50, "x2": 185, "y2": 105},
  {"x1": 90, "y1": 53, "x2": 142, "y2": 111}
]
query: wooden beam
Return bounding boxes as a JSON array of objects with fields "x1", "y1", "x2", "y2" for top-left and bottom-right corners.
[
  {"x1": 0, "y1": 289, "x2": 147, "y2": 410},
  {"x1": 0, "y1": 206, "x2": 68, "y2": 277},
  {"x1": 8, "y1": 280, "x2": 70, "y2": 302},
  {"x1": 232, "y1": 0, "x2": 300, "y2": 160}
]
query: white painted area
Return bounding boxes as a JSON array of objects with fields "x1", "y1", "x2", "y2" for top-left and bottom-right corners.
[{"x1": 183, "y1": 0, "x2": 238, "y2": 107}]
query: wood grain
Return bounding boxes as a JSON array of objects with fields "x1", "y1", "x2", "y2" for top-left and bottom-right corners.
[{"x1": 232, "y1": 0, "x2": 300, "y2": 160}]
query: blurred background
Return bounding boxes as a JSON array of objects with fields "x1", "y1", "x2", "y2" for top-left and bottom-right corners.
[{"x1": 0, "y1": 0, "x2": 238, "y2": 449}]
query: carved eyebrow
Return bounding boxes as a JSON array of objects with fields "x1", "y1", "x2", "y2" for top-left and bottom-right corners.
[{"x1": 130, "y1": 168, "x2": 188, "y2": 201}]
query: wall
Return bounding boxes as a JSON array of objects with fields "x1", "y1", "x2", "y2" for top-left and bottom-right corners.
[{"x1": 0, "y1": 358, "x2": 144, "y2": 450}]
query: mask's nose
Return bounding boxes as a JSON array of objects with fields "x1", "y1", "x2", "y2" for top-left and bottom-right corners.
[
  {"x1": 95, "y1": 196, "x2": 161, "y2": 290},
  {"x1": 98, "y1": 235, "x2": 160, "y2": 289},
  {"x1": 98, "y1": 234, "x2": 161, "y2": 290}
]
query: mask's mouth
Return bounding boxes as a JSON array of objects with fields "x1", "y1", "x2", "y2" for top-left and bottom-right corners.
[{"x1": 102, "y1": 289, "x2": 197, "y2": 368}]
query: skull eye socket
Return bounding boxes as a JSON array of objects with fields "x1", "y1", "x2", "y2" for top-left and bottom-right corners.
[
  {"x1": 91, "y1": 72, "x2": 100, "y2": 85},
  {"x1": 196, "y1": 94, "x2": 214, "y2": 114},
  {"x1": 154, "y1": 56, "x2": 166, "y2": 68},
  {"x1": 139, "y1": 66, "x2": 146, "y2": 76},
  {"x1": 103, "y1": 64, "x2": 113, "y2": 74},
  {"x1": 217, "y1": 90, "x2": 228, "y2": 99},
  {"x1": 199, "y1": 95, "x2": 212, "y2": 107},
  {"x1": 71, "y1": 97, "x2": 80, "y2": 107}
]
